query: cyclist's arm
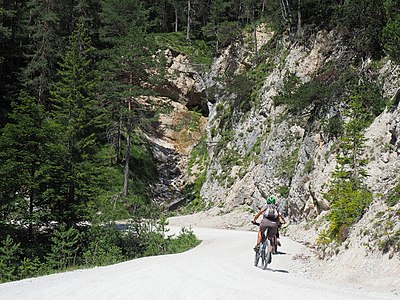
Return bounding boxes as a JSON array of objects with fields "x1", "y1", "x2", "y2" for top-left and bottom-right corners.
[{"x1": 253, "y1": 207, "x2": 265, "y2": 223}]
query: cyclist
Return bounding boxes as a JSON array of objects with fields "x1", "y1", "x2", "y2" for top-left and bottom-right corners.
[{"x1": 252, "y1": 196, "x2": 279, "y2": 260}]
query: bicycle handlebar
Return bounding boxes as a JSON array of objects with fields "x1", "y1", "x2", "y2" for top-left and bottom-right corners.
[{"x1": 251, "y1": 221, "x2": 260, "y2": 226}]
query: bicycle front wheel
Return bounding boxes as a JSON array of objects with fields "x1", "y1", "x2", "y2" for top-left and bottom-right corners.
[{"x1": 254, "y1": 245, "x2": 260, "y2": 266}]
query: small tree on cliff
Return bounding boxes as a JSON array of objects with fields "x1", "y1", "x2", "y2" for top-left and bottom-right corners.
[{"x1": 319, "y1": 95, "x2": 372, "y2": 243}]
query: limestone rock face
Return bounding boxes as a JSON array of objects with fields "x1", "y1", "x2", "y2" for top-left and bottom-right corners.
[
  {"x1": 200, "y1": 26, "x2": 400, "y2": 228},
  {"x1": 148, "y1": 27, "x2": 400, "y2": 258},
  {"x1": 144, "y1": 49, "x2": 208, "y2": 205}
]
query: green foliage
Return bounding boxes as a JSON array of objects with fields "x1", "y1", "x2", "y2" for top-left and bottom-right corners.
[
  {"x1": 322, "y1": 116, "x2": 344, "y2": 138},
  {"x1": 216, "y1": 105, "x2": 233, "y2": 132},
  {"x1": 18, "y1": 257, "x2": 42, "y2": 280},
  {"x1": 319, "y1": 95, "x2": 372, "y2": 244},
  {"x1": 166, "y1": 227, "x2": 201, "y2": 253},
  {"x1": 383, "y1": 0, "x2": 400, "y2": 63},
  {"x1": 50, "y1": 19, "x2": 105, "y2": 225},
  {"x1": 154, "y1": 32, "x2": 214, "y2": 68},
  {"x1": 213, "y1": 21, "x2": 242, "y2": 49},
  {"x1": 99, "y1": 0, "x2": 149, "y2": 40},
  {"x1": 209, "y1": 63, "x2": 263, "y2": 133},
  {"x1": 130, "y1": 133, "x2": 158, "y2": 183},
  {"x1": 351, "y1": 80, "x2": 388, "y2": 122},
  {"x1": 3, "y1": 0, "x2": 400, "y2": 284},
  {"x1": 277, "y1": 185, "x2": 290, "y2": 198},
  {"x1": 176, "y1": 136, "x2": 209, "y2": 213},
  {"x1": 386, "y1": 181, "x2": 400, "y2": 207},
  {"x1": 188, "y1": 137, "x2": 209, "y2": 175},
  {"x1": 377, "y1": 230, "x2": 400, "y2": 253},
  {"x1": 273, "y1": 74, "x2": 337, "y2": 112},
  {"x1": 334, "y1": 96, "x2": 369, "y2": 184},
  {"x1": 303, "y1": 159, "x2": 314, "y2": 175},
  {"x1": 273, "y1": 63, "x2": 387, "y2": 123},
  {"x1": 0, "y1": 236, "x2": 20, "y2": 283},
  {"x1": 83, "y1": 225, "x2": 123, "y2": 266},
  {"x1": 337, "y1": 0, "x2": 386, "y2": 58},
  {"x1": 46, "y1": 225, "x2": 81, "y2": 270},
  {"x1": 0, "y1": 91, "x2": 60, "y2": 231},
  {"x1": 219, "y1": 148, "x2": 241, "y2": 171},
  {"x1": 224, "y1": 72, "x2": 255, "y2": 113},
  {"x1": 277, "y1": 148, "x2": 299, "y2": 180},
  {"x1": 22, "y1": 0, "x2": 63, "y2": 103},
  {"x1": 181, "y1": 170, "x2": 207, "y2": 213},
  {"x1": 323, "y1": 181, "x2": 372, "y2": 241}
]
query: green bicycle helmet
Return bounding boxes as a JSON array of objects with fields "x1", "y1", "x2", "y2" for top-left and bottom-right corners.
[{"x1": 266, "y1": 196, "x2": 276, "y2": 204}]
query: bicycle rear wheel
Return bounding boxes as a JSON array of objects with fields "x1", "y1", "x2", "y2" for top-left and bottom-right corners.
[{"x1": 262, "y1": 239, "x2": 271, "y2": 270}]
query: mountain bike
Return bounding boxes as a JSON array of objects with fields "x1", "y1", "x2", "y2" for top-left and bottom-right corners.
[{"x1": 252, "y1": 221, "x2": 272, "y2": 270}]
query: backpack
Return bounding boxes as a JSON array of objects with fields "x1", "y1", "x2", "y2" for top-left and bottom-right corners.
[{"x1": 263, "y1": 204, "x2": 278, "y2": 221}]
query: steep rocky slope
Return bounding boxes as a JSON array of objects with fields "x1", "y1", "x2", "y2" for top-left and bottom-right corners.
[
  {"x1": 147, "y1": 25, "x2": 399, "y2": 270},
  {"x1": 197, "y1": 25, "x2": 400, "y2": 253}
]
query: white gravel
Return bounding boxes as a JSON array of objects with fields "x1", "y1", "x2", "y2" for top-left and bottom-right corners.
[{"x1": 0, "y1": 226, "x2": 397, "y2": 300}]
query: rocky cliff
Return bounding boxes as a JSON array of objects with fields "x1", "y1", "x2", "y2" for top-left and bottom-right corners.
[{"x1": 148, "y1": 25, "x2": 399, "y2": 259}]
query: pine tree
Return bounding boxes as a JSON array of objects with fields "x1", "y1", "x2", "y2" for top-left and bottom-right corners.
[
  {"x1": 99, "y1": 0, "x2": 157, "y2": 196},
  {"x1": 333, "y1": 96, "x2": 369, "y2": 186},
  {"x1": 50, "y1": 18, "x2": 104, "y2": 225},
  {"x1": 22, "y1": 0, "x2": 63, "y2": 104},
  {"x1": 322, "y1": 95, "x2": 372, "y2": 242},
  {"x1": 383, "y1": 0, "x2": 400, "y2": 63},
  {"x1": 0, "y1": 0, "x2": 24, "y2": 125},
  {"x1": 0, "y1": 91, "x2": 59, "y2": 239}
]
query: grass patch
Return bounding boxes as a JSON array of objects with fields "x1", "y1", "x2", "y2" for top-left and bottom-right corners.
[{"x1": 153, "y1": 32, "x2": 213, "y2": 69}]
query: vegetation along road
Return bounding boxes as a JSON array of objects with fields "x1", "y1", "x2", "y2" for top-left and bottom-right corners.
[{"x1": 0, "y1": 226, "x2": 397, "y2": 300}]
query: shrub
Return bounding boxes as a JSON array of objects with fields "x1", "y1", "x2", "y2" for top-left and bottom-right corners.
[
  {"x1": 18, "y1": 257, "x2": 42, "y2": 279},
  {"x1": 46, "y1": 225, "x2": 81, "y2": 270},
  {"x1": 303, "y1": 159, "x2": 315, "y2": 175},
  {"x1": 322, "y1": 116, "x2": 343, "y2": 138},
  {"x1": 166, "y1": 227, "x2": 201, "y2": 254},
  {"x1": 277, "y1": 185, "x2": 290, "y2": 198},
  {"x1": 0, "y1": 236, "x2": 20, "y2": 283},
  {"x1": 277, "y1": 148, "x2": 299, "y2": 180},
  {"x1": 153, "y1": 32, "x2": 213, "y2": 69},
  {"x1": 386, "y1": 182, "x2": 400, "y2": 207},
  {"x1": 323, "y1": 181, "x2": 372, "y2": 241},
  {"x1": 83, "y1": 225, "x2": 123, "y2": 266}
]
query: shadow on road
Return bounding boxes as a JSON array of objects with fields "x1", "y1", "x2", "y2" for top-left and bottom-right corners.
[{"x1": 269, "y1": 268, "x2": 289, "y2": 273}]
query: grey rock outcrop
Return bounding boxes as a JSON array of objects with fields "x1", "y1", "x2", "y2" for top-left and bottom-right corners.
[{"x1": 200, "y1": 26, "x2": 400, "y2": 229}]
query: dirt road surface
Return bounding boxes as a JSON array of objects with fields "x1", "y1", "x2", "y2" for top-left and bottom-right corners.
[{"x1": 0, "y1": 226, "x2": 397, "y2": 300}]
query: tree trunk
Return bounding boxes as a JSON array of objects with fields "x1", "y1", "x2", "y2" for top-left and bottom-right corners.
[
  {"x1": 186, "y1": 0, "x2": 191, "y2": 40},
  {"x1": 252, "y1": 8, "x2": 257, "y2": 55},
  {"x1": 297, "y1": 0, "x2": 302, "y2": 37},
  {"x1": 175, "y1": 8, "x2": 178, "y2": 32},
  {"x1": 116, "y1": 115, "x2": 122, "y2": 164},
  {"x1": 29, "y1": 181, "x2": 34, "y2": 241},
  {"x1": 280, "y1": 0, "x2": 291, "y2": 23},
  {"x1": 123, "y1": 100, "x2": 132, "y2": 197}
]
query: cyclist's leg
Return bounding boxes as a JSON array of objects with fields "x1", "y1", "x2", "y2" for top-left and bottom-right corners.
[
  {"x1": 267, "y1": 226, "x2": 278, "y2": 254},
  {"x1": 255, "y1": 230, "x2": 262, "y2": 249},
  {"x1": 256, "y1": 220, "x2": 268, "y2": 248}
]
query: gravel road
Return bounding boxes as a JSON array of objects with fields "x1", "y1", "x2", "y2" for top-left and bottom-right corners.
[{"x1": 0, "y1": 227, "x2": 397, "y2": 300}]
